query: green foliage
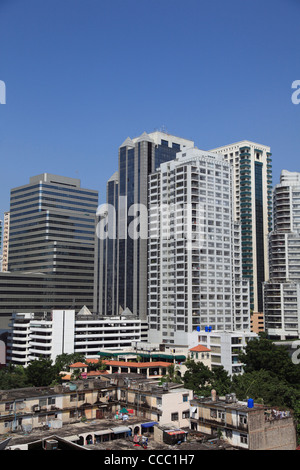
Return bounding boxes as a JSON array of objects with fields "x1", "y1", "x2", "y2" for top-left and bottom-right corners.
[
  {"x1": 182, "y1": 360, "x2": 214, "y2": 395},
  {"x1": 210, "y1": 366, "x2": 232, "y2": 396},
  {"x1": 54, "y1": 353, "x2": 85, "y2": 372},
  {"x1": 182, "y1": 360, "x2": 232, "y2": 396},
  {"x1": 0, "y1": 365, "x2": 28, "y2": 390},
  {"x1": 231, "y1": 369, "x2": 297, "y2": 408},
  {"x1": 25, "y1": 357, "x2": 59, "y2": 387},
  {"x1": 238, "y1": 335, "x2": 300, "y2": 385},
  {"x1": 87, "y1": 359, "x2": 107, "y2": 372}
]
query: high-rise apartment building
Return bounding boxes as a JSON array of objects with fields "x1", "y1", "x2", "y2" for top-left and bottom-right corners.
[
  {"x1": 0, "y1": 174, "x2": 98, "y2": 330},
  {"x1": 147, "y1": 147, "x2": 250, "y2": 345},
  {"x1": 94, "y1": 131, "x2": 194, "y2": 319},
  {"x1": 264, "y1": 170, "x2": 300, "y2": 340},
  {"x1": 210, "y1": 141, "x2": 272, "y2": 314}
]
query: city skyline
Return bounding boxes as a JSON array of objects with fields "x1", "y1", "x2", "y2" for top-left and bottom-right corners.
[
  {"x1": 0, "y1": 0, "x2": 300, "y2": 223},
  {"x1": 1, "y1": 0, "x2": 300, "y2": 453}
]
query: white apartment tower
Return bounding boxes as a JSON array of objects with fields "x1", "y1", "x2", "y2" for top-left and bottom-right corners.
[
  {"x1": 264, "y1": 170, "x2": 300, "y2": 339},
  {"x1": 210, "y1": 141, "x2": 272, "y2": 315},
  {"x1": 148, "y1": 147, "x2": 250, "y2": 346}
]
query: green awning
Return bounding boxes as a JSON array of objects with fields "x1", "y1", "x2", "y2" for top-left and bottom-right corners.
[{"x1": 151, "y1": 354, "x2": 186, "y2": 360}]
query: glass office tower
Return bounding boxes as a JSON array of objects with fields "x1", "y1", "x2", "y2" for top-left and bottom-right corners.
[
  {"x1": 8, "y1": 173, "x2": 98, "y2": 277},
  {"x1": 94, "y1": 131, "x2": 194, "y2": 319},
  {"x1": 0, "y1": 174, "x2": 98, "y2": 330}
]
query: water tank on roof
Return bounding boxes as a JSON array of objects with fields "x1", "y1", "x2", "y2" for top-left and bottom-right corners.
[
  {"x1": 247, "y1": 398, "x2": 254, "y2": 408},
  {"x1": 45, "y1": 439, "x2": 58, "y2": 450}
]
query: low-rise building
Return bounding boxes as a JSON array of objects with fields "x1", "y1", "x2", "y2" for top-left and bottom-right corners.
[
  {"x1": 6, "y1": 308, "x2": 148, "y2": 366},
  {"x1": 118, "y1": 378, "x2": 193, "y2": 429},
  {"x1": 191, "y1": 330, "x2": 258, "y2": 375},
  {"x1": 0, "y1": 374, "x2": 192, "y2": 438},
  {"x1": 190, "y1": 391, "x2": 297, "y2": 450},
  {"x1": 66, "y1": 359, "x2": 174, "y2": 380}
]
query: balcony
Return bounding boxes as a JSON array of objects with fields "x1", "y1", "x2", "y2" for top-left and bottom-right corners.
[{"x1": 190, "y1": 415, "x2": 248, "y2": 432}]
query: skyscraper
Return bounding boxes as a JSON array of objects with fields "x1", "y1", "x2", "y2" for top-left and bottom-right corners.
[
  {"x1": 94, "y1": 131, "x2": 194, "y2": 318},
  {"x1": 210, "y1": 141, "x2": 272, "y2": 314},
  {"x1": 264, "y1": 170, "x2": 300, "y2": 340},
  {"x1": 148, "y1": 147, "x2": 250, "y2": 345},
  {"x1": 8, "y1": 173, "x2": 98, "y2": 278},
  {"x1": 0, "y1": 174, "x2": 98, "y2": 330}
]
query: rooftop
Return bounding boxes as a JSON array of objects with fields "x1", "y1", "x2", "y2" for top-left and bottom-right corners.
[{"x1": 189, "y1": 345, "x2": 211, "y2": 353}]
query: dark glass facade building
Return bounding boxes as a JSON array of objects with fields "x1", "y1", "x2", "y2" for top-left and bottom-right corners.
[
  {"x1": 0, "y1": 174, "x2": 98, "y2": 330},
  {"x1": 94, "y1": 131, "x2": 194, "y2": 319}
]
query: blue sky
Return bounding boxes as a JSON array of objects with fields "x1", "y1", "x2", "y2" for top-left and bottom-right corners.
[{"x1": 0, "y1": 0, "x2": 300, "y2": 220}]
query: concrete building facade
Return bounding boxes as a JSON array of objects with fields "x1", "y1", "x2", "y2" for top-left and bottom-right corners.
[
  {"x1": 264, "y1": 170, "x2": 300, "y2": 339},
  {"x1": 210, "y1": 141, "x2": 272, "y2": 315},
  {"x1": 6, "y1": 308, "x2": 148, "y2": 366},
  {"x1": 190, "y1": 392, "x2": 296, "y2": 450},
  {"x1": 147, "y1": 147, "x2": 250, "y2": 346},
  {"x1": 193, "y1": 330, "x2": 258, "y2": 375},
  {"x1": 94, "y1": 131, "x2": 194, "y2": 319}
]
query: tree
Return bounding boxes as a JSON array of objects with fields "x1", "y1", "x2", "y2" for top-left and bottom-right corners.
[
  {"x1": 87, "y1": 359, "x2": 107, "y2": 372},
  {"x1": 165, "y1": 364, "x2": 182, "y2": 383},
  {"x1": 182, "y1": 360, "x2": 213, "y2": 395},
  {"x1": 231, "y1": 369, "x2": 297, "y2": 408},
  {"x1": 54, "y1": 353, "x2": 85, "y2": 373},
  {"x1": 25, "y1": 357, "x2": 59, "y2": 387},
  {"x1": 239, "y1": 335, "x2": 300, "y2": 386},
  {"x1": 210, "y1": 366, "x2": 232, "y2": 396},
  {"x1": 0, "y1": 364, "x2": 28, "y2": 390}
]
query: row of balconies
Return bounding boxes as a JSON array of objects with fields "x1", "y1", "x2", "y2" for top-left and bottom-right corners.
[{"x1": 190, "y1": 415, "x2": 248, "y2": 432}]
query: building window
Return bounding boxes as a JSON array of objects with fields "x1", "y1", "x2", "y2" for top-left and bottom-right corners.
[
  {"x1": 239, "y1": 414, "x2": 247, "y2": 425},
  {"x1": 183, "y1": 394, "x2": 189, "y2": 402},
  {"x1": 171, "y1": 412, "x2": 179, "y2": 421},
  {"x1": 182, "y1": 411, "x2": 190, "y2": 419},
  {"x1": 48, "y1": 397, "x2": 56, "y2": 406},
  {"x1": 240, "y1": 434, "x2": 248, "y2": 444},
  {"x1": 70, "y1": 409, "x2": 77, "y2": 419}
]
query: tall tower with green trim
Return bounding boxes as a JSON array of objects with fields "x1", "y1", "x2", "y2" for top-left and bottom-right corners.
[{"x1": 210, "y1": 141, "x2": 272, "y2": 314}]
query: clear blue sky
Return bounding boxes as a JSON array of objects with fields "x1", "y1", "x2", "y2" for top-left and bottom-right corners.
[{"x1": 0, "y1": 0, "x2": 300, "y2": 220}]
